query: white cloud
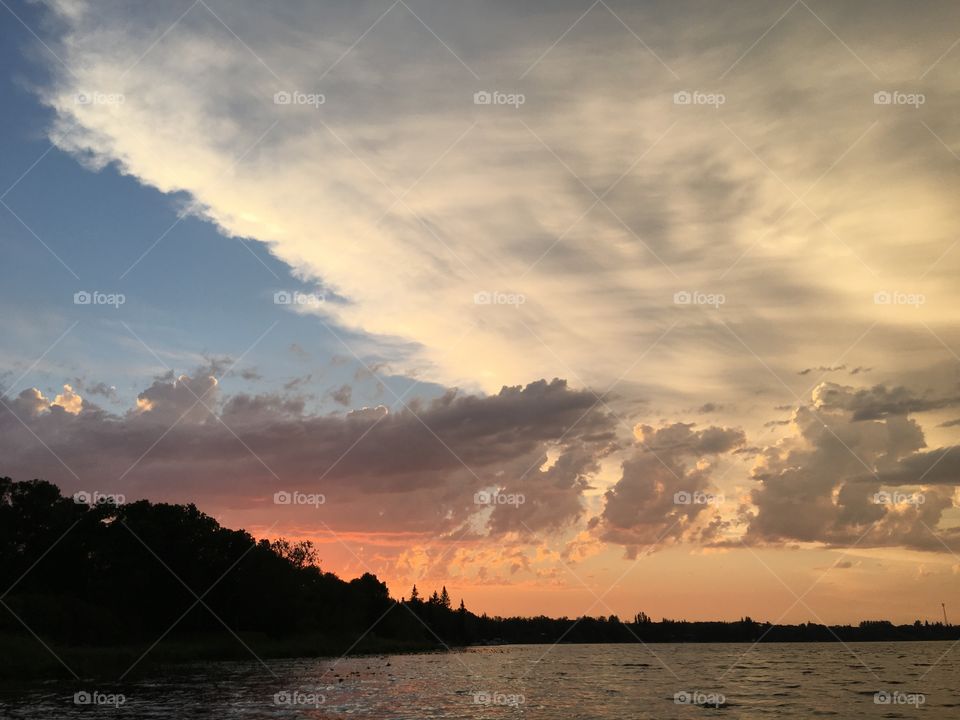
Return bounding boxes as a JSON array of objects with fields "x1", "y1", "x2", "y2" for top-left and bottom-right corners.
[{"x1": 32, "y1": 0, "x2": 960, "y2": 431}]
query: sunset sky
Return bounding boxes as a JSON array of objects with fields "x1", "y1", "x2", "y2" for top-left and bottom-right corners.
[{"x1": 2, "y1": 0, "x2": 960, "y2": 623}]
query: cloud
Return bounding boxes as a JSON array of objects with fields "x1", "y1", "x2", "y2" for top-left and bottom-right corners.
[
  {"x1": 11, "y1": 388, "x2": 55, "y2": 417},
  {"x1": 132, "y1": 372, "x2": 219, "y2": 424},
  {"x1": 30, "y1": 0, "x2": 960, "y2": 414},
  {"x1": 486, "y1": 439, "x2": 616, "y2": 536},
  {"x1": 873, "y1": 446, "x2": 960, "y2": 487},
  {"x1": 330, "y1": 384, "x2": 352, "y2": 406},
  {"x1": 592, "y1": 422, "x2": 745, "y2": 555},
  {"x1": 11, "y1": 385, "x2": 84, "y2": 417},
  {"x1": 0, "y1": 373, "x2": 615, "y2": 537},
  {"x1": 220, "y1": 393, "x2": 306, "y2": 426},
  {"x1": 74, "y1": 379, "x2": 119, "y2": 402},
  {"x1": 813, "y1": 382, "x2": 960, "y2": 421},
  {"x1": 238, "y1": 368, "x2": 262, "y2": 381},
  {"x1": 746, "y1": 383, "x2": 960, "y2": 552},
  {"x1": 52, "y1": 384, "x2": 83, "y2": 414},
  {"x1": 283, "y1": 374, "x2": 313, "y2": 392},
  {"x1": 798, "y1": 365, "x2": 846, "y2": 376}
]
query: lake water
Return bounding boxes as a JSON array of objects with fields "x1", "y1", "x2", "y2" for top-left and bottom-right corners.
[{"x1": 3, "y1": 642, "x2": 959, "y2": 718}]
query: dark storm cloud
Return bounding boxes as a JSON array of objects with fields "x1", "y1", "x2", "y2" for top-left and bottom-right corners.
[{"x1": 0, "y1": 374, "x2": 616, "y2": 536}]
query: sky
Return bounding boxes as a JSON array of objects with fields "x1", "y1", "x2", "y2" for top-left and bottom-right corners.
[{"x1": 2, "y1": 0, "x2": 960, "y2": 623}]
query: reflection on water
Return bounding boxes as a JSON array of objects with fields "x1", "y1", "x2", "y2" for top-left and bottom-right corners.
[{"x1": 3, "y1": 642, "x2": 959, "y2": 718}]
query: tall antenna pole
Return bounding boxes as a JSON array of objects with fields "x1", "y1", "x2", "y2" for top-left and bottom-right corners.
[{"x1": 943, "y1": 602, "x2": 949, "y2": 626}]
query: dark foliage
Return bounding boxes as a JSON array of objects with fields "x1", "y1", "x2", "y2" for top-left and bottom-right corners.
[{"x1": 0, "y1": 478, "x2": 438, "y2": 655}]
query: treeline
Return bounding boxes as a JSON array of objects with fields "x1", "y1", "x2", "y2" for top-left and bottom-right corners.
[
  {"x1": 0, "y1": 478, "x2": 450, "y2": 664},
  {"x1": 465, "y1": 613, "x2": 960, "y2": 644},
  {"x1": 2, "y1": 478, "x2": 957, "y2": 679}
]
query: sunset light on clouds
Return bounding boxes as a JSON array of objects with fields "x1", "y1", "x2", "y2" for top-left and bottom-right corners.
[{"x1": 3, "y1": 0, "x2": 960, "y2": 625}]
